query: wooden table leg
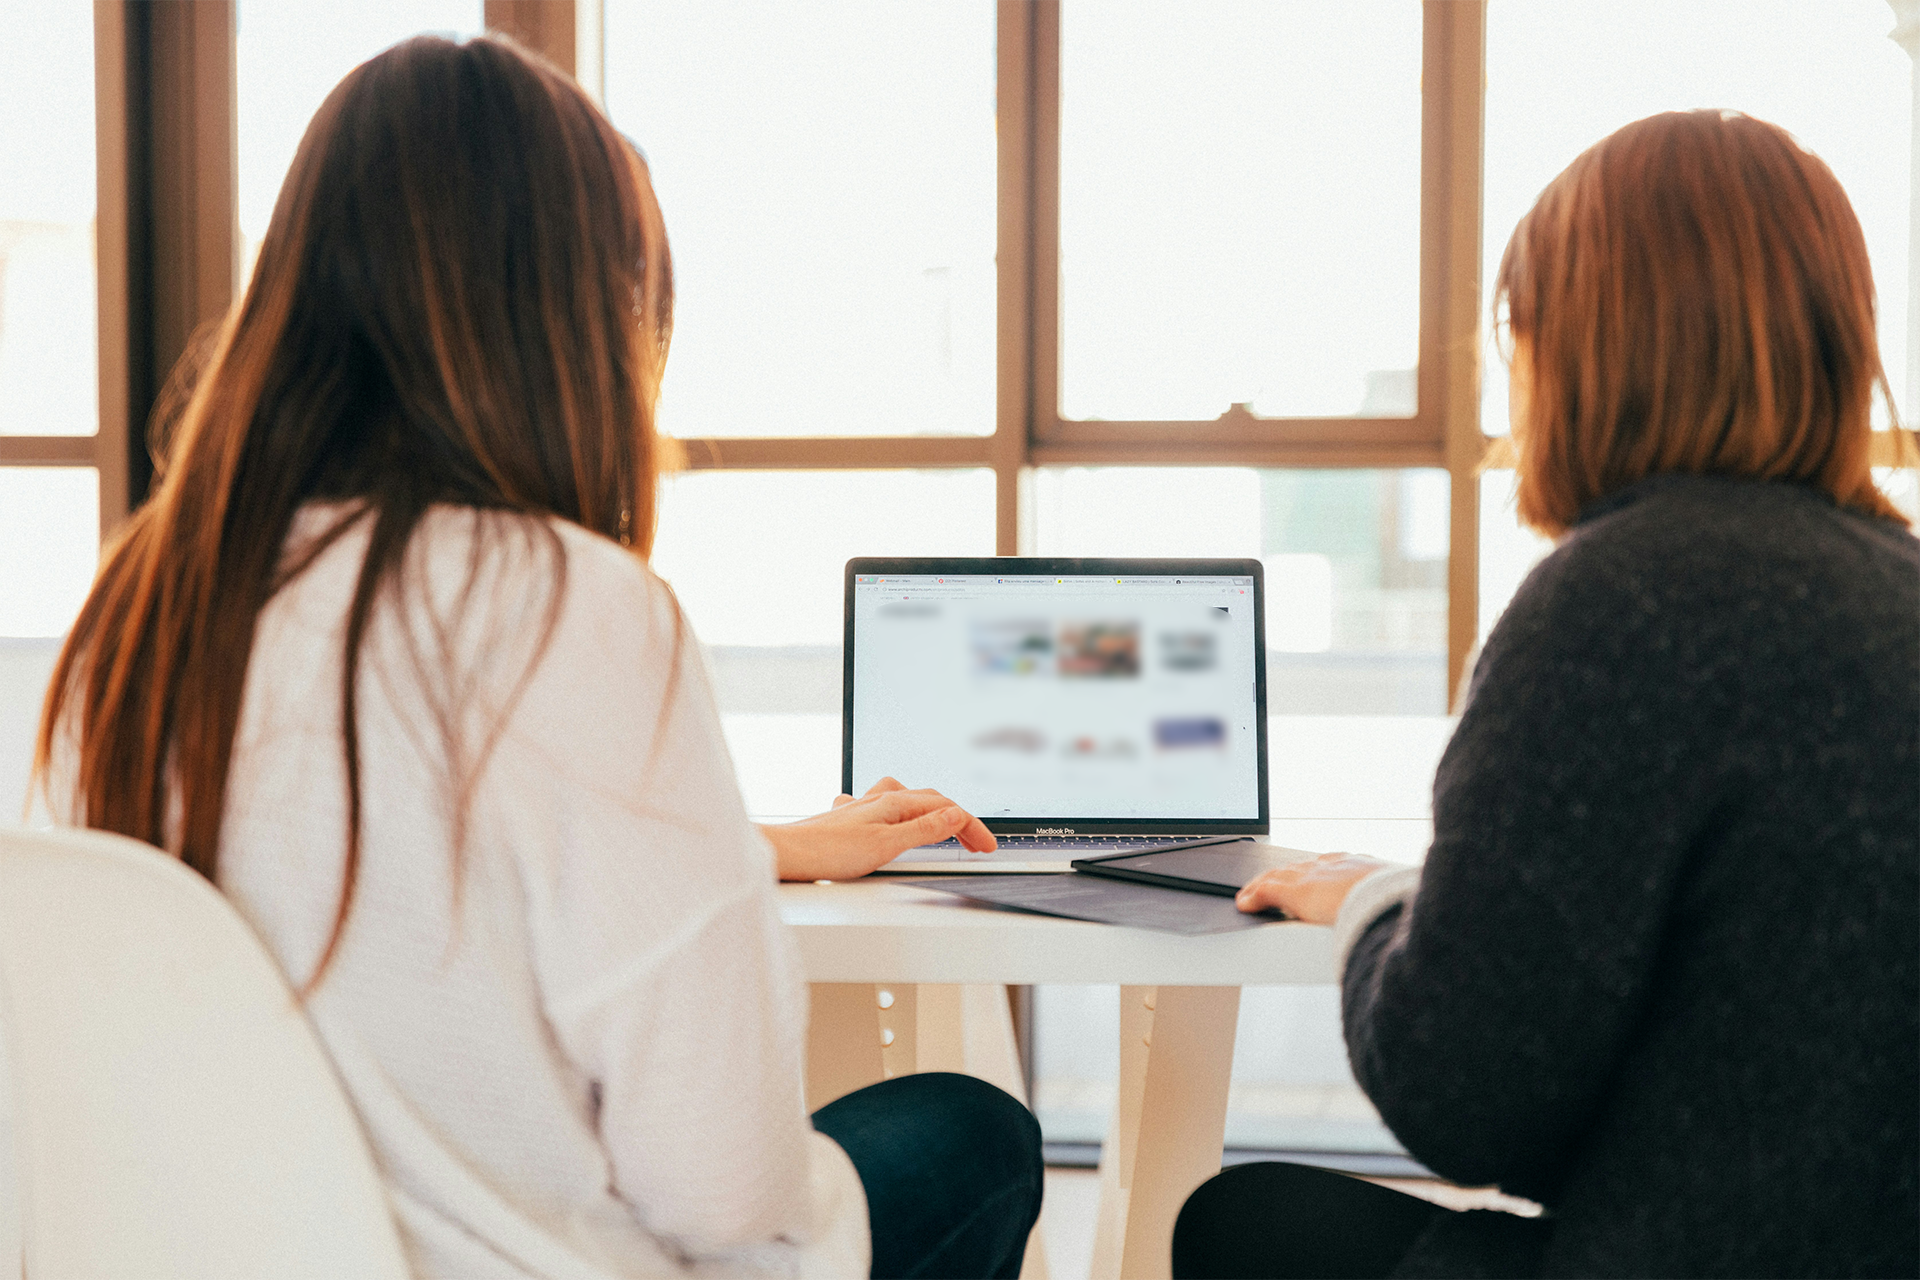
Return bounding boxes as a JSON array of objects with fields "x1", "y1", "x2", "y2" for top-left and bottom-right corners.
[
  {"x1": 954, "y1": 985, "x2": 1050, "y2": 1280},
  {"x1": 805, "y1": 982, "x2": 952, "y2": 1106},
  {"x1": 807, "y1": 984, "x2": 1051, "y2": 1279},
  {"x1": 1089, "y1": 985, "x2": 1241, "y2": 1280},
  {"x1": 805, "y1": 983, "x2": 886, "y2": 1112}
]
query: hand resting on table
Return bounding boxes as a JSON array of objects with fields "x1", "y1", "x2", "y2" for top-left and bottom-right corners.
[
  {"x1": 760, "y1": 776, "x2": 997, "y2": 882},
  {"x1": 1235, "y1": 850, "x2": 1390, "y2": 925}
]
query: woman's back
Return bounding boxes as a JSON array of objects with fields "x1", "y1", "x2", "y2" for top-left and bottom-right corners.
[
  {"x1": 1345, "y1": 474, "x2": 1919, "y2": 1275},
  {"x1": 1178, "y1": 107, "x2": 1916, "y2": 1280},
  {"x1": 33, "y1": 33, "x2": 1045, "y2": 1280},
  {"x1": 213, "y1": 506, "x2": 865, "y2": 1278}
]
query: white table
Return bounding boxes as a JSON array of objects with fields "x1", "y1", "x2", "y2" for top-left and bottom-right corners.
[{"x1": 780, "y1": 878, "x2": 1341, "y2": 1280}]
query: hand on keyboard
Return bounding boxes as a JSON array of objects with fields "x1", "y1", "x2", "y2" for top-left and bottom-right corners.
[{"x1": 760, "y1": 776, "x2": 997, "y2": 881}]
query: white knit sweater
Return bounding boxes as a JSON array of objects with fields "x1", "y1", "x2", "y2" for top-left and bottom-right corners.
[{"x1": 179, "y1": 505, "x2": 866, "y2": 1278}]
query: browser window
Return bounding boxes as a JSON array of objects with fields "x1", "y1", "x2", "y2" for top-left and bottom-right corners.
[{"x1": 850, "y1": 573, "x2": 1261, "y2": 821}]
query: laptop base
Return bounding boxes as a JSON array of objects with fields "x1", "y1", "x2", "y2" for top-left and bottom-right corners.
[{"x1": 873, "y1": 833, "x2": 1245, "y2": 876}]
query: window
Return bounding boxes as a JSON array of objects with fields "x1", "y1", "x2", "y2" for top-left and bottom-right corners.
[
  {"x1": 0, "y1": 469, "x2": 98, "y2": 639},
  {"x1": 0, "y1": 4, "x2": 101, "y2": 643},
  {"x1": 1032, "y1": 467, "x2": 1449, "y2": 713},
  {"x1": 1475, "y1": 0, "x2": 1914, "y2": 632},
  {"x1": 0, "y1": 6, "x2": 97, "y2": 442},
  {"x1": 237, "y1": 0, "x2": 486, "y2": 280},
  {"x1": 1483, "y1": 0, "x2": 1909, "y2": 432},
  {"x1": 603, "y1": 1, "x2": 997, "y2": 438},
  {"x1": 649, "y1": 468, "x2": 996, "y2": 815},
  {"x1": 1059, "y1": 2, "x2": 1422, "y2": 422}
]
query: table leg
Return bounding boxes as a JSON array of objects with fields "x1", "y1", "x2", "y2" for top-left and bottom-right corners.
[
  {"x1": 805, "y1": 983, "x2": 887, "y2": 1112},
  {"x1": 806, "y1": 984, "x2": 1051, "y2": 1279},
  {"x1": 1089, "y1": 985, "x2": 1241, "y2": 1280},
  {"x1": 915, "y1": 983, "x2": 965, "y2": 1073},
  {"x1": 806, "y1": 981, "x2": 948, "y2": 1108}
]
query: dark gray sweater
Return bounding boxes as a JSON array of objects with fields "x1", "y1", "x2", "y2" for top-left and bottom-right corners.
[{"x1": 1343, "y1": 475, "x2": 1919, "y2": 1278}]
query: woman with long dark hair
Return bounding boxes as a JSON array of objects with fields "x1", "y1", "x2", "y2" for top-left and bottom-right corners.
[
  {"x1": 1182, "y1": 110, "x2": 1919, "y2": 1278},
  {"x1": 38, "y1": 35, "x2": 1037, "y2": 1279}
]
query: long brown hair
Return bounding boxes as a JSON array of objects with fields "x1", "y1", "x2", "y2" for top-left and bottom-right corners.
[
  {"x1": 36, "y1": 36, "x2": 674, "y2": 984},
  {"x1": 1495, "y1": 110, "x2": 1908, "y2": 536}
]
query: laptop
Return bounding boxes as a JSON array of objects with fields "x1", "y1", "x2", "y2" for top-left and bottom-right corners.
[{"x1": 844, "y1": 557, "x2": 1269, "y2": 873}]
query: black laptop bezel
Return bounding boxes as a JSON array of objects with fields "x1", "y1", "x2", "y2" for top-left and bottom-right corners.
[{"x1": 843, "y1": 556, "x2": 1270, "y2": 839}]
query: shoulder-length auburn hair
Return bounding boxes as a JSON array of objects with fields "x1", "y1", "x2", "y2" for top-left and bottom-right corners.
[
  {"x1": 1495, "y1": 109, "x2": 1907, "y2": 536},
  {"x1": 36, "y1": 35, "x2": 673, "y2": 984}
]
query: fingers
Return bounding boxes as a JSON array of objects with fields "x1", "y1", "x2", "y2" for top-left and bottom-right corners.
[
  {"x1": 834, "y1": 777, "x2": 903, "y2": 809},
  {"x1": 1235, "y1": 851, "x2": 1384, "y2": 923},
  {"x1": 847, "y1": 782, "x2": 995, "y2": 852},
  {"x1": 955, "y1": 813, "x2": 998, "y2": 853},
  {"x1": 864, "y1": 788, "x2": 951, "y2": 821},
  {"x1": 866, "y1": 786, "x2": 966, "y2": 822},
  {"x1": 894, "y1": 804, "x2": 972, "y2": 850},
  {"x1": 1235, "y1": 868, "x2": 1295, "y2": 915}
]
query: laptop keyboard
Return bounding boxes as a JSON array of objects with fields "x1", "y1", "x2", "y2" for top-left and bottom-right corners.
[{"x1": 907, "y1": 834, "x2": 1220, "y2": 854}]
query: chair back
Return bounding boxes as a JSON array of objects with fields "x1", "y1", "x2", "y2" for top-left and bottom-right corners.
[{"x1": 0, "y1": 824, "x2": 409, "y2": 1279}]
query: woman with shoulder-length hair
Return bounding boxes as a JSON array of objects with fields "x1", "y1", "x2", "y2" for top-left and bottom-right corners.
[
  {"x1": 36, "y1": 35, "x2": 1038, "y2": 1280},
  {"x1": 1179, "y1": 110, "x2": 1919, "y2": 1279}
]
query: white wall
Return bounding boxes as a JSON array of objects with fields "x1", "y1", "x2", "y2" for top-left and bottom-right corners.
[{"x1": 0, "y1": 640, "x2": 60, "y2": 819}]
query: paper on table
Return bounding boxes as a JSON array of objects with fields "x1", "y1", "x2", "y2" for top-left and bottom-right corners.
[{"x1": 902, "y1": 874, "x2": 1285, "y2": 935}]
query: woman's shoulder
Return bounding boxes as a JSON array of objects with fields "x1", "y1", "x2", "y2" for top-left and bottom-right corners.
[
  {"x1": 540, "y1": 513, "x2": 686, "y2": 661},
  {"x1": 396, "y1": 505, "x2": 716, "y2": 789},
  {"x1": 401, "y1": 504, "x2": 680, "y2": 646},
  {"x1": 1487, "y1": 474, "x2": 1918, "y2": 699},
  {"x1": 1561, "y1": 473, "x2": 1917, "y2": 567},
  {"x1": 408, "y1": 504, "x2": 661, "y2": 590},
  {"x1": 1524, "y1": 475, "x2": 1916, "y2": 615},
  {"x1": 274, "y1": 504, "x2": 696, "y2": 734}
]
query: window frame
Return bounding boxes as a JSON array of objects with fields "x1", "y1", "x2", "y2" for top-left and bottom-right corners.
[
  {"x1": 672, "y1": 1, "x2": 1491, "y2": 700},
  {"x1": 1026, "y1": 2, "x2": 1452, "y2": 464},
  {"x1": 0, "y1": 0, "x2": 237, "y2": 549},
  {"x1": 51, "y1": 0, "x2": 1915, "y2": 697}
]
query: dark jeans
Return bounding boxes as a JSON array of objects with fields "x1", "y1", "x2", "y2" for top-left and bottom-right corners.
[
  {"x1": 811, "y1": 1072, "x2": 1044, "y2": 1280},
  {"x1": 1173, "y1": 1161, "x2": 1441, "y2": 1279}
]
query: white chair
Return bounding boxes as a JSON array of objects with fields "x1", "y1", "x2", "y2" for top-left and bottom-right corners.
[{"x1": 0, "y1": 824, "x2": 409, "y2": 1279}]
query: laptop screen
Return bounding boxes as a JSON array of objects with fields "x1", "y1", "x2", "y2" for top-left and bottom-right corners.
[{"x1": 845, "y1": 558, "x2": 1267, "y2": 832}]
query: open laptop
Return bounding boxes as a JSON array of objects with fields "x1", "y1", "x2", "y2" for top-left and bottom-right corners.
[{"x1": 845, "y1": 557, "x2": 1269, "y2": 873}]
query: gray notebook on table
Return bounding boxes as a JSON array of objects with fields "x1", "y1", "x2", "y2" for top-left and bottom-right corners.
[{"x1": 904, "y1": 841, "x2": 1317, "y2": 935}]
